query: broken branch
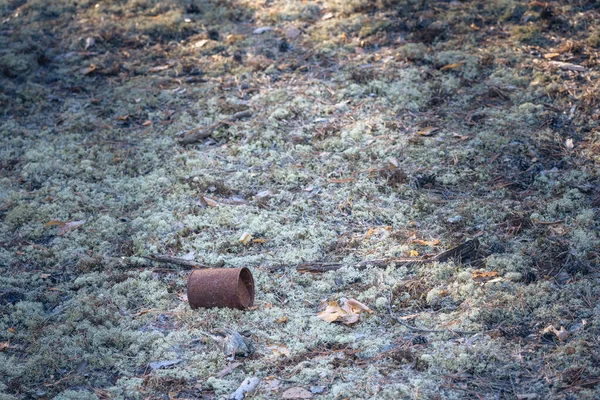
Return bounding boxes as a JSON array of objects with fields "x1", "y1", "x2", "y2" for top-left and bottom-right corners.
[
  {"x1": 295, "y1": 239, "x2": 479, "y2": 273},
  {"x1": 143, "y1": 254, "x2": 209, "y2": 269}
]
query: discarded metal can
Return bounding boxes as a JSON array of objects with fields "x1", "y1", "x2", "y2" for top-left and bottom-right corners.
[{"x1": 187, "y1": 267, "x2": 255, "y2": 309}]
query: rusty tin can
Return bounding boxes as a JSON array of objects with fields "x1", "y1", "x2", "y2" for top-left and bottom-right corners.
[{"x1": 187, "y1": 267, "x2": 255, "y2": 309}]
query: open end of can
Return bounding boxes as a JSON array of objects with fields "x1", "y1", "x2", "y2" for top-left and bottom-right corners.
[{"x1": 237, "y1": 267, "x2": 255, "y2": 308}]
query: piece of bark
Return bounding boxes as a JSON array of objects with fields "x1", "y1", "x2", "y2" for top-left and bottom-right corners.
[{"x1": 179, "y1": 110, "x2": 252, "y2": 145}]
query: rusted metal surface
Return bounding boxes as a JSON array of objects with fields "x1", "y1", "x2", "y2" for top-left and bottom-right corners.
[{"x1": 187, "y1": 267, "x2": 255, "y2": 309}]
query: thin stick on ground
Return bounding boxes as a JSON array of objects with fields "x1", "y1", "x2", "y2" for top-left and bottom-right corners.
[
  {"x1": 178, "y1": 110, "x2": 253, "y2": 144},
  {"x1": 296, "y1": 239, "x2": 480, "y2": 273},
  {"x1": 143, "y1": 254, "x2": 209, "y2": 269}
]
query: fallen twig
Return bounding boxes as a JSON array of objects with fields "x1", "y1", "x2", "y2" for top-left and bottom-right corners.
[
  {"x1": 143, "y1": 254, "x2": 209, "y2": 269},
  {"x1": 179, "y1": 110, "x2": 252, "y2": 145},
  {"x1": 296, "y1": 239, "x2": 479, "y2": 272},
  {"x1": 295, "y1": 262, "x2": 344, "y2": 273}
]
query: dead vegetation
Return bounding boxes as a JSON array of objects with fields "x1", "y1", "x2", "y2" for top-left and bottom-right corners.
[{"x1": 1, "y1": 0, "x2": 600, "y2": 399}]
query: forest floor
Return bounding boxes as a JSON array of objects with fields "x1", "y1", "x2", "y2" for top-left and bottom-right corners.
[{"x1": 1, "y1": 0, "x2": 600, "y2": 399}]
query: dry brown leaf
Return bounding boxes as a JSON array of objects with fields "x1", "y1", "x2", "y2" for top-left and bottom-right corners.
[
  {"x1": 46, "y1": 219, "x2": 86, "y2": 235},
  {"x1": 226, "y1": 34, "x2": 245, "y2": 44},
  {"x1": 412, "y1": 238, "x2": 440, "y2": 246},
  {"x1": 543, "y1": 52, "x2": 560, "y2": 59},
  {"x1": 452, "y1": 133, "x2": 470, "y2": 141},
  {"x1": 200, "y1": 195, "x2": 219, "y2": 207},
  {"x1": 417, "y1": 126, "x2": 439, "y2": 136},
  {"x1": 317, "y1": 298, "x2": 372, "y2": 325},
  {"x1": 440, "y1": 62, "x2": 463, "y2": 71},
  {"x1": 542, "y1": 325, "x2": 570, "y2": 342},
  {"x1": 239, "y1": 232, "x2": 253, "y2": 245},
  {"x1": 266, "y1": 343, "x2": 290, "y2": 357},
  {"x1": 282, "y1": 387, "x2": 313, "y2": 399},
  {"x1": 45, "y1": 220, "x2": 65, "y2": 227},
  {"x1": 275, "y1": 316, "x2": 288, "y2": 324},
  {"x1": 80, "y1": 64, "x2": 97, "y2": 75},
  {"x1": 341, "y1": 313, "x2": 360, "y2": 325},
  {"x1": 8, "y1": 327, "x2": 16, "y2": 333},
  {"x1": 470, "y1": 23, "x2": 480, "y2": 31},
  {"x1": 57, "y1": 220, "x2": 86, "y2": 235},
  {"x1": 472, "y1": 270, "x2": 499, "y2": 282},
  {"x1": 409, "y1": 249, "x2": 419, "y2": 257},
  {"x1": 0, "y1": 342, "x2": 9, "y2": 351},
  {"x1": 317, "y1": 301, "x2": 345, "y2": 323},
  {"x1": 346, "y1": 298, "x2": 373, "y2": 314}
]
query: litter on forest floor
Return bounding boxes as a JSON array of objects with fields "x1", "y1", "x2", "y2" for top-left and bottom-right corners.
[
  {"x1": 542, "y1": 325, "x2": 570, "y2": 342},
  {"x1": 317, "y1": 298, "x2": 373, "y2": 325},
  {"x1": 201, "y1": 329, "x2": 255, "y2": 359},
  {"x1": 229, "y1": 376, "x2": 260, "y2": 400},
  {"x1": 45, "y1": 219, "x2": 86, "y2": 235},
  {"x1": 282, "y1": 386, "x2": 313, "y2": 399},
  {"x1": 179, "y1": 110, "x2": 252, "y2": 144},
  {"x1": 148, "y1": 359, "x2": 182, "y2": 371},
  {"x1": 187, "y1": 267, "x2": 255, "y2": 309},
  {"x1": 296, "y1": 239, "x2": 479, "y2": 272}
]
